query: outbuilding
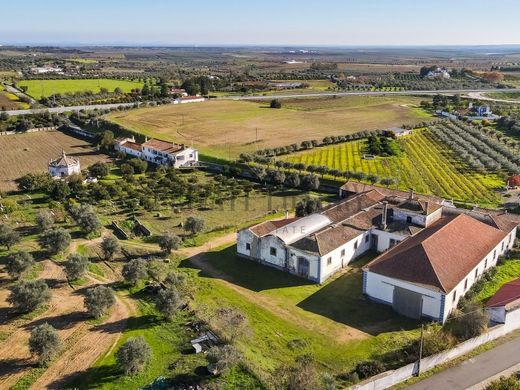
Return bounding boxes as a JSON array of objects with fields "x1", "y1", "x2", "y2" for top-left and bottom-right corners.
[{"x1": 486, "y1": 278, "x2": 520, "y2": 324}]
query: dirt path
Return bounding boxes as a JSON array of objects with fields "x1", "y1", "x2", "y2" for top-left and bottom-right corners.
[
  {"x1": 0, "y1": 242, "x2": 134, "y2": 389},
  {"x1": 182, "y1": 232, "x2": 368, "y2": 341}
]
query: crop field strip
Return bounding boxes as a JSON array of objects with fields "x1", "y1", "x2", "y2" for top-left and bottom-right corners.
[{"x1": 280, "y1": 129, "x2": 502, "y2": 205}]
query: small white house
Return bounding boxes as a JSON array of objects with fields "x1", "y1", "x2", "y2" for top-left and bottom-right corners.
[
  {"x1": 48, "y1": 151, "x2": 81, "y2": 177},
  {"x1": 174, "y1": 96, "x2": 205, "y2": 104},
  {"x1": 364, "y1": 213, "x2": 518, "y2": 323}
]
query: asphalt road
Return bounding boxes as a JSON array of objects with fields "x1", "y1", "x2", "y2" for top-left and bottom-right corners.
[
  {"x1": 406, "y1": 335, "x2": 520, "y2": 390},
  {"x1": 4, "y1": 88, "x2": 520, "y2": 116}
]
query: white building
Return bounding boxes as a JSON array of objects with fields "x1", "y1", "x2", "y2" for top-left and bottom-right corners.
[
  {"x1": 48, "y1": 151, "x2": 81, "y2": 177},
  {"x1": 114, "y1": 137, "x2": 198, "y2": 168},
  {"x1": 238, "y1": 188, "x2": 445, "y2": 283},
  {"x1": 486, "y1": 278, "x2": 520, "y2": 323},
  {"x1": 174, "y1": 96, "x2": 205, "y2": 104},
  {"x1": 364, "y1": 213, "x2": 517, "y2": 323},
  {"x1": 425, "y1": 67, "x2": 451, "y2": 79}
]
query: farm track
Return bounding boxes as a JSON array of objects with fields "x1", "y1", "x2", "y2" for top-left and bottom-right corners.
[{"x1": 0, "y1": 239, "x2": 134, "y2": 389}]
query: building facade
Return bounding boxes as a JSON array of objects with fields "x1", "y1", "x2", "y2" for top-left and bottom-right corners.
[{"x1": 48, "y1": 151, "x2": 81, "y2": 177}]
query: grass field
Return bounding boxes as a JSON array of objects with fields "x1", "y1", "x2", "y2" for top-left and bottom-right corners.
[
  {"x1": 0, "y1": 84, "x2": 29, "y2": 110},
  {"x1": 0, "y1": 131, "x2": 110, "y2": 191},
  {"x1": 483, "y1": 91, "x2": 520, "y2": 100},
  {"x1": 17, "y1": 78, "x2": 143, "y2": 99},
  {"x1": 188, "y1": 245, "x2": 419, "y2": 379},
  {"x1": 281, "y1": 129, "x2": 503, "y2": 206},
  {"x1": 106, "y1": 96, "x2": 431, "y2": 160}
]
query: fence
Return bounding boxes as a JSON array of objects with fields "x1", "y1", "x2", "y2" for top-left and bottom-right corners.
[
  {"x1": 350, "y1": 308, "x2": 520, "y2": 390},
  {"x1": 0, "y1": 126, "x2": 57, "y2": 136}
]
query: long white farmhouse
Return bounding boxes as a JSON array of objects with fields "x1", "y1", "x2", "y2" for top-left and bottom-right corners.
[
  {"x1": 237, "y1": 182, "x2": 519, "y2": 322},
  {"x1": 114, "y1": 137, "x2": 198, "y2": 168}
]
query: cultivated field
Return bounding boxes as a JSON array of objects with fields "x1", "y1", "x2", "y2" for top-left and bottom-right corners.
[
  {"x1": 0, "y1": 131, "x2": 110, "y2": 191},
  {"x1": 106, "y1": 96, "x2": 431, "y2": 159},
  {"x1": 281, "y1": 129, "x2": 503, "y2": 206},
  {"x1": 0, "y1": 85, "x2": 29, "y2": 110},
  {"x1": 17, "y1": 78, "x2": 143, "y2": 100}
]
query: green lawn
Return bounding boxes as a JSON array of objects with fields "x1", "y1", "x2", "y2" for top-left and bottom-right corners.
[
  {"x1": 17, "y1": 78, "x2": 143, "y2": 99},
  {"x1": 184, "y1": 245, "x2": 420, "y2": 380},
  {"x1": 476, "y1": 258, "x2": 520, "y2": 303},
  {"x1": 280, "y1": 129, "x2": 503, "y2": 206}
]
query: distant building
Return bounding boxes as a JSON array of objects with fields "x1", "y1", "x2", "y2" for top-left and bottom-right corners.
[
  {"x1": 30, "y1": 65, "x2": 64, "y2": 75},
  {"x1": 174, "y1": 96, "x2": 205, "y2": 104},
  {"x1": 269, "y1": 82, "x2": 304, "y2": 89},
  {"x1": 425, "y1": 67, "x2": 451, "y2": 79},
  {"x1": 388, "y1": 127, "x2": 413, "y2": 137},
  {"x1": 169, "y1": 88, "x2": 188, "y2": 97},
  {"x1": 507, "y1": 175, "x2": 520, "y2": 189},
  {"x1": 48, "y1": 151, "x2": 81, "y2": 177},
  {"x1": 114, "y1": 137, "x2": 198, "y2": 168}
]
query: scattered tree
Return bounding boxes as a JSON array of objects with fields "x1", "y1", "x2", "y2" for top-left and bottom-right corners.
[
  {"x1": 64, "y1": 253, "x2": 90, "y2": 281},
  {"x1": 0, "y1": 224, "x2": 20, "y2": 250},
  {"x1": 29, "y1": 323, "x2": 61, "y2": 366},
  {"x1": 6, "y1": 250, "x2": 34, "y2": 280},
  {"x1": 207, "y1": 345, "x2": 240, "y2": 375},
  {"x1": 100, "y1": 235, "x2": 120, "y2": 260},
  {"x1": 184, "y1": 216, "x2": 205, "y2": 236},
  {"x1": 157, "y1": 232, "x2": 182, "y2": 254},
  {"x1": 35, "y1": 210, "x2": 54, "y2": 232},
  {"x1": 155, "y1": 287, "x2": 182, "y2": 320},
  {"x1": 39, "y1": 228, "x2": 71, "y2": 254},
  {"x1": 270, "y1": 99, "x2": 282, "y2": 109},
  {"x1": 88, "y1": 162, "x2": 109, "y2": 178},
  {"x1": 84, "y1": 285, "x2": 116, "y2": 318},
  {"x1": 116, "y1": 337, "x2": 152, "y2": 375},
  {"x1": 122, "y1": 258, "x2": 148, "y2": 285},
  {"x1": 8, "y1": 280, "x2": 51, "y2": 313}
]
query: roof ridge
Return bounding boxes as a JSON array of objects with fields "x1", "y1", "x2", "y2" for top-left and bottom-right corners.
[{"x1": 419, "y1": 241, "x2": 449, "y2": 293}]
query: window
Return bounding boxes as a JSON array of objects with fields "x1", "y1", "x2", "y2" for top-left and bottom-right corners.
[
  {"x1": 406, "y1": 216, "x2": 412, "y2": 223},
  {"x1": 246, "y1": 243, "x2": 251, "y2": 251},
  {"x1": 464, "y1": 279, "x2": 468, "y2": 290},
  {"x1": 327, "y1": 257, "x2": 332, "y2": 266},
  {"x1": 365, "y1": 235, "x2": 370, "y2": 243},
  {"x1": 354, "y1": 241, "x2": 358, "y2": 250},
  {"x1": 453, "y1": 291, "x2": 457, "y2": 302},
  {"x1": 341, "y1": 249, "x2": 345, "y2": 257},
  {"x1": 475, "y1": 268, "x2": 478, "y2": 278},
  {"x1": 493, "y1": 250, "x2": 497, "y2": 260},
  {"x1": 485, "y1": 258, "x2": 488, "y2": 269},
  {"x1": 501, "y1": 242, "x2": 505, "y2": 251},
  {"x1": 270, "y1": 247, "x2": 277, "y2": 256}
]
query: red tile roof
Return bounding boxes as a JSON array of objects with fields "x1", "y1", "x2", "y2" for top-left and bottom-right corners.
[
  {"x1": 486, "y1": 279, "x2": 520, "y2": 310},
  {"x1": 508, "y1": 175, "x2": 520, "y2": 187},
  {"x1": 121, "y1": 141, "x2": 142, "y2": 152},
  {"x1": 142, "y1": 139, "x2": 184, "y2": 154},
  {"x1": 249, "y1": 218, "x2": 298, "y2": 237},
  {"x1": 365, "y1": 214, "x2": 510, "y2": 293}
]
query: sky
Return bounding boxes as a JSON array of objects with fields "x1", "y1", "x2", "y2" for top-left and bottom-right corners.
[{"x1": 1, "y1": 0, "x2": 520, "y2": 46}]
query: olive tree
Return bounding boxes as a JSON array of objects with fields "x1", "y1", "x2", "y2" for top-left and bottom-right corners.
[
  {"x1": 0, "y1": 224, "x2": 20, "y2": 250},
  {"x1": 116, "y1": 337, "x2": 152, "y2": 375},
  {"x1": 157, "y1": 232, "x2": 182, "y2": 254},
  {"x1": 155, "y1": 287, "x2": 182, "y2": 320},
  {"x1": 207, "y1": 345, "x2": 240, "y2": 375},
  {"x1": 6, "y1": 250, "x2": 34, "y2": 279},
  {"x1": 84, "y1": 285, "x2": 116, "y2": 318},
  {"x1": 29, "y1": 323, "x2": 61, "y2": 366},
  {"x1": 34, "y1": 210, "x2": 54, "y2": 232},
  {"x1": 64, "y1": 253, "x2": 90, "y2": 281},
  {"x1": 71, "y1": 204, "x2": 101, "y2": 235},
  {"x1": 8, "y1": 280, "x2": 51, "y2": 313},
  {"x1": 184, "y1": 216, "x2": 205, "y2": 236},
  {"x1": 39, "y1": 228, "x2": 71, "y2": 254},
  {"x1": 100, "y1": 235, "x2": 120, "y2": 260},
  {"x1": 122, "y1": 258, "x2": 148, "y2": 285}
]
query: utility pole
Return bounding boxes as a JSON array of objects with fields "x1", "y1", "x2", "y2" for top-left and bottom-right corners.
[{"x1": 416, "y1": 323, "x2": 424, "y2": 376}]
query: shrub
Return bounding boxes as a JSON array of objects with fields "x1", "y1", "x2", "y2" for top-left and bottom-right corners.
[
  {"x1": 116, "y1": 337, "x2": 152, "y2": 375},
  {"x1": 64, "y1": 253, "x2": 90, "y2": 281},
  {"x1": 354, "y1": 360, "x2": 386, "y2": 380},
  {"x1": 485, "y1": 375, "x2": 520, "y2": 390},
  {"x1": 447, "y1": 303, "x2": 489, "y2": 341},
  {"x1": 207, "y1": 345, "x2": 240, "y2": 375},
  {"x1": 29, "y1": 323, "x2": 61, "y2": 366},
  {"x1": 8, "y1": 280, "x2": 51, "y2": 313},
  {"x1": 157, "y1": 232, "x2": 182, "y2": 254},
  {"x1": 270, "y1": 99, "x2": 282, "y2": 109},
  {"x1": 84, "y1": 285, "x2": 116, "y2": 318},
  {"x1": 6, "y1": 250, "x2": 34, "y2": 279}
]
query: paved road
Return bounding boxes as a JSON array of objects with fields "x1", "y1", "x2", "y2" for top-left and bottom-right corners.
[
  {"x1": 4, "y1": 102, "x2": 137, "y2": 116},
  {"x1": 406, "y1": 335, "x2": 520, "y2": 390},
  {"x1": 4, "y1": 88, "x2": 520, "y2": 116},
  {"x1": 224, "y1": 88, "x2": 520, "y2": 101}
]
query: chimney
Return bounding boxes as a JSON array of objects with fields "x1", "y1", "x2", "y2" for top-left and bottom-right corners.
[
  {"x1": 381, "y1": 201, "x2": 388, "y2": 230},
  {"x1": 409, "y1": 189, "x2": 414, "y2": 200},
  {"x1": 285, "y1": 209, "x2": 289, "y2": 220}
]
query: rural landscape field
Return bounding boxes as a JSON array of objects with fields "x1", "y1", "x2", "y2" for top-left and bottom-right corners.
[
  {"x1": 1, "y1": 2, "x2": 520, "y2": 389},
  {"x1": 106, "y1": 96, "x2": 430, "y2": 159}
]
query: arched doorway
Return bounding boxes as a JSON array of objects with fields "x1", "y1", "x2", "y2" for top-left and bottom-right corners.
[{"x1": 297, "y1": 257, "x2": 310, "y2": 278}]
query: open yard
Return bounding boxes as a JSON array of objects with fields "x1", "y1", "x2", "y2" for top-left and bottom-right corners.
[
  {"x1": 17, "y1": 78, "x2": 143, "y2": 100},
  {"x1": 106, "y1": 96, "x2": 432, "y2": 160},
  {"x1": 0, "y1": 131, "x2": 110, "y2": 191},
  {"x1": 185, "y1": 244, "x2": 420, "y2": 380},
  {"x1": 280, "y1": 129, "x2": 503, "y2": 206}
]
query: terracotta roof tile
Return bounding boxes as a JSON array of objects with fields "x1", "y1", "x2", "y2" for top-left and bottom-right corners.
[
  {"x1": 142, "y1": 139, "x2": 184, "y2": 154},
  {"x1": 486, "y1": 278, "x2": 520, "y2": 309},
  {"x1": 249, "y1": 218, "x2": 298, "y2": 237},
  {"x1": 365, "y1": 214, "x2": 511, "y2": 293}
]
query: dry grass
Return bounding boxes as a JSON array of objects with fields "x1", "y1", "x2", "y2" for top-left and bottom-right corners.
[
  {"x1": 0, "y1": 131, "x2": 110, "y2": 191},
  {"x1": 107, "y1": 96, "x2": 431, "y2": 159}
]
